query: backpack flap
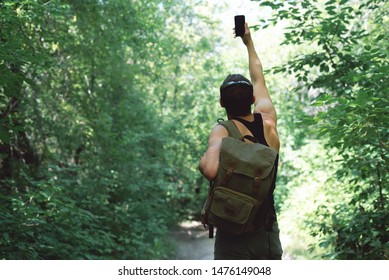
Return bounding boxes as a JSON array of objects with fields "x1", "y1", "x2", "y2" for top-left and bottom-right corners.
[
  {"x1": 211, "y1": 187, "x2": 256, "y2": 224},
  {"x1": 209, "y1": 187, "x2": 259, "y2": 234},
  {"x1": 220, "y1": 137, "x2": 278, "y2": 180}
]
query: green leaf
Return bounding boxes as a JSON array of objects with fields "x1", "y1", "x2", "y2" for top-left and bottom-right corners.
[
  {"x1": 325, "y1": 0, "x2": 337, "y2": 6},
  {"x1": 364, "y1": 45, "x2": 371, "y2": 51},
  {"x1": 0, "y1": 126, "x2": 10, "y2": 144},
  {"x1": 376, "y1": 34, "x2": 385, "y2": 41},
  {"x1": 259, "y1": 1, "x2": 279, "y2": 9}
]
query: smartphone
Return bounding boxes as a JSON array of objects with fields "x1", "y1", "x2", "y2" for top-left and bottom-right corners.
[{"x1": 234, "y1": 15, "x2": 245, "y2": 37}]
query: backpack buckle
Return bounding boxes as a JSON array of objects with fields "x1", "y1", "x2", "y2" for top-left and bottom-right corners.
[
  {"x1": 253, "y1": 171, "x2": 262, "y2": 195},
  {"x1": 221, "y1": 161, "x2": 236, "y2": 186}
]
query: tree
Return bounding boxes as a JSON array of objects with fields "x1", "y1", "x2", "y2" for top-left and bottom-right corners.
[
  {"x1": 253, "y1": 0, "x2": 388, "y2": 259},
  {"x1": 0, "y1": 0, "x2": 222, "y2": 259}
]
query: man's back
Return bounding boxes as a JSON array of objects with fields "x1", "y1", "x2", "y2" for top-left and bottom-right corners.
[{"x1": 198, "y1": 21, "x2": 283, "y2": 260}]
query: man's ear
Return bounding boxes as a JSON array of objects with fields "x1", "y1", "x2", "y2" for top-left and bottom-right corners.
[{"x1": 252, "y1": 95, "x2": 256, "y2": 105}]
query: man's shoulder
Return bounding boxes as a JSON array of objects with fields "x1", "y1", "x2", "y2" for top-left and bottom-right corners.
[
  {"x1": 259, "y1": 113, "x2": 280, "y2": 152},
  {"x1": 210, "y1": 123, "x2": 229, "y2": 138},
  {"x1": 260, "y1": 112, "x2": 277, "y2": 128}
]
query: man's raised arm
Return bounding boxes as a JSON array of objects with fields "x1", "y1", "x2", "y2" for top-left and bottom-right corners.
[{"x1": 242, "y1": 23, "x2": 277, "y2": 125}]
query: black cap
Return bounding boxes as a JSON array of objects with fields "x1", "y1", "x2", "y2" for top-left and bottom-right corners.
[{"x1": 220, "y1": 74, "x2": 253, "y2": 95}]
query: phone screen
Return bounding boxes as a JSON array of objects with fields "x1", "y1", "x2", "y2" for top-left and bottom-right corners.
[{"x1": 234, "y1": 15, "x2": 245, "y2": 37}]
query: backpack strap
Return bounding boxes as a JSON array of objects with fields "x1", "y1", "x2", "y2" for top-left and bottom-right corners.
[
  {"x1": 241, "y1": 135, "x2": 259, "y2": 143},
  {"x1": 219, "y1": 119, "x2": 259, "y2": 143},
  {"x1": 218, "y1": 120, "x2": 242, "y2": 139}
]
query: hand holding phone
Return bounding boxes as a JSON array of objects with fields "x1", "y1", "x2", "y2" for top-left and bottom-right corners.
[{"x1": 234, "y1": 15, "x2": 245, "y2": 37}]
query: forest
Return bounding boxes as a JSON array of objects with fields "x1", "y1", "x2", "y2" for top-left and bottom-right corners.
[{"x1": 0, "y1": 0, "x2": 387, "y2": 260}]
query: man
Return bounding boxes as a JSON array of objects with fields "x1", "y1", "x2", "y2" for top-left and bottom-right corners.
[{"x1": 198, "y1": 23, "x2": 282, "y2": 260}]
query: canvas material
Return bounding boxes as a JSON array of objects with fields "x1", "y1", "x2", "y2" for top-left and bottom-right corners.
[{"x1": 201, "y1": 120, "x2": 278, "y2": 235}]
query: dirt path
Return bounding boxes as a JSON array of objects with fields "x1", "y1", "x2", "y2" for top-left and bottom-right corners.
[
  {"x1": 171, "y1": 221, "x2": 214, "y2": 260},
  {"x1": 171, "y1": 221, "x2": 293, "y2": 260}
]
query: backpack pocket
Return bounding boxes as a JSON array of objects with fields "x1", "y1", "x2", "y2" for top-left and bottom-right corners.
[{"x1": 209, "y1": 187, "x2": 259, "y2": 235}]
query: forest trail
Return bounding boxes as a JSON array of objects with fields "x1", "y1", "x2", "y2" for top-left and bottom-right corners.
[
  {"x1": 171, "y1": 221, "x2": 214, "y2": 260},
  {"x1": 171, "y1": 221, "x2": 293, "y2": 260}
]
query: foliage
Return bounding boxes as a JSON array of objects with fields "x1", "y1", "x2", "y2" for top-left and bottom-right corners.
[
  {"x1": 277, "y1": 141, "x2": 337, "y2": 259},
  {"x1": 1, "y1": 0, "x2": 387, "y2": 260},
  {"x1": 254, "y1": 0, "x2": 388, "y2": 259},
  {"x1": 0, "y1": 0, "x2": 221, "y2": 259}
]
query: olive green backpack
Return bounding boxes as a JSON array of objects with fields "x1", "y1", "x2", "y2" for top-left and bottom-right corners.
[{"x1": 201, "y1": 119, "x2": 278, "y2": 237}]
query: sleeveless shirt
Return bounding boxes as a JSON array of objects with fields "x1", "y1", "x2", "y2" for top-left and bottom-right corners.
[{"x1": 233, "y1": 113, "x2": 269, "y2": 146}]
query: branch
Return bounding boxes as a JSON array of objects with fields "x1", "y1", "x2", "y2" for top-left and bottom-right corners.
[{"x1": 1, "y1": 97, "x2": 20, "y2": 120}]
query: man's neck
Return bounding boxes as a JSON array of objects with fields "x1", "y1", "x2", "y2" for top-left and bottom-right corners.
[{"x1": 227, "y1": 113, "x2": 254, "y2": 121}]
